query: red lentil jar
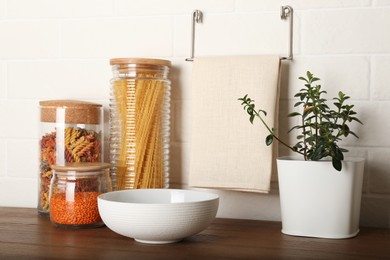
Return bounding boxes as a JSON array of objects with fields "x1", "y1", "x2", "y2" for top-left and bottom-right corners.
[{"x1": 49, "y1": 163, "x2": 112, "y2": 228}]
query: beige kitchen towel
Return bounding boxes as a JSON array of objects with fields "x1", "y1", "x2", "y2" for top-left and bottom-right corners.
[{"x1": 189, "y1": 55, "x2": 281, "y2": 193}]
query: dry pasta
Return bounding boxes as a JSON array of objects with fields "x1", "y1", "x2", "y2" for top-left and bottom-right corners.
[
  {"x1": 113, "y1": 74, "x2": 167, "y2": 190},
  {"x1": 39, "y1": 127, "x2": 101, "y2": 212},
  {"x1": 113, "y1": 79, "x2": 129, "y2": 190}
]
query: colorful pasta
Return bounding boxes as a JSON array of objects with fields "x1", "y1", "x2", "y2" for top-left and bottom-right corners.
[{"x1": 39, "y1": 127, "x2": 101, "y2": 212}]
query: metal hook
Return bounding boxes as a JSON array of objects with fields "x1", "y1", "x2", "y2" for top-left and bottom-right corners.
[
  {"x1": 280, "y1": 5, "x2": 293, "y2": 60},
  {"x1": 185, "y1": 6, "x2": 293, "y2": 61},
  {"x1": 185, "y1": 10, "x2": 203, "y2": 62}
]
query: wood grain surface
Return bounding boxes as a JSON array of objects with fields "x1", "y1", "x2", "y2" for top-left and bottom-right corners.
[{"x1": 0, "y1": 207, "x2": 389, "y2": 259}]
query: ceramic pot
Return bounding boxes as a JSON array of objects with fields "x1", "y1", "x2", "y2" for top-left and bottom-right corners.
[{"x1": 277, "y1": 156, "x2": 365, "y2": 239}]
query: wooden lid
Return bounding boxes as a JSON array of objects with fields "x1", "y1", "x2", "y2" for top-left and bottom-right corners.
[
  {"x1": 39, "y1": 100, "x2": 102, "y2": 124},
  {"x1": 110, "y1": 58, "x2": 171, "y2": 67},
  {"x1": 51, "y1": 162, "x2": 111, "y2": 172},
  {"x1": 39, "y1": 100, "x2": 102, "y2": 108}
]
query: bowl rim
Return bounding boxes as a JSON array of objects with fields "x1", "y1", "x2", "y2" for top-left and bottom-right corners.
[{"x1": 98, "y1": 188, "x2": 219, "y2": 205}]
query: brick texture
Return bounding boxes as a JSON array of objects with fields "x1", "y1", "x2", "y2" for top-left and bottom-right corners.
[{"x1": 0, "y1": 0, "x2": 388, "y2": 228}]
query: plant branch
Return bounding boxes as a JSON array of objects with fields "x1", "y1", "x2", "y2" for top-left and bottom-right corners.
[
  {"x1": 240, "y1": 96, "x2": 305, "y2": 156},
  {"x1": 238, "y1": 71, "x2": 362, "y2": 171},
  {"x1": 255, "y1": 110, "x2": 304, "y2": 155}
]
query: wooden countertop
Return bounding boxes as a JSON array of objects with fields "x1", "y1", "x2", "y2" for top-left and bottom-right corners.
[{"x1": 1, "y1": 207, "x2": 389, "y2": 259}]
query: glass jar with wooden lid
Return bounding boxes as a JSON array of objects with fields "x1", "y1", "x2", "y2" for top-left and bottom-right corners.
[
  {"x1": 109, "y1": 58, "x2": 171, "y2": 190},
  {"x1": 38, "y1": 100, "x2": 104, "y2": 215},
  {"x1": 49, "y1": 163, "x2": 112, "y2": 228}
]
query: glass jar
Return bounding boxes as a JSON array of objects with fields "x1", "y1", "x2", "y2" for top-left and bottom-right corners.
[
  {"x1": 49, "y1": 163, "x2": 112, "y2": 228},
  {"x1": 109, "y1": 58, "x2": 171, "y2": 190},
  {"x1": 38, "y1": 100, "x2": 104, "y2": 215}
]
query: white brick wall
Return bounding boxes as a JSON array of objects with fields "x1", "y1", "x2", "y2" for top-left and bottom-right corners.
[
  {"x1": 372, "y1": 56, "x2": 390, "y2": 100},
  {"x1": 7, "y1": 0, "x2": 114, "y2": 18},
  {"x1": 0, "y1": 0, "x2": 389, "y2": 228},
  {"x1": 302, "y1": 9, "x2": 390, "y2": 54},
  {"x1": 61, "y1": 18, "x2": 174, "y2": 58},
  {"x1": 8, "y1": 61, "x2": 110, "y2": 99},
  {"x1": 0, "y1": 21, "x2": 60, "y2": 58}
]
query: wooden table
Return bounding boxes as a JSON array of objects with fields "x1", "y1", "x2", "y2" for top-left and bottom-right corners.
[{"x1": 1, "y1": 207, "x2": 389, "y2": 259}]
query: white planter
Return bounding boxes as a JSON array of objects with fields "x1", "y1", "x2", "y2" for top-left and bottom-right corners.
[{"x1": 277, "y1": 156, "x2": 365, "y2": 239}]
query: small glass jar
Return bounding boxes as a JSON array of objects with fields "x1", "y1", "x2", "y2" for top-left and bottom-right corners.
[
  {"x1": 38, "y1": 100, "x2": 104, "y2": 215},
  {"x1": 109, "y1": 58, "x2": 171, "y2": 190},
  {"x1": 49, "y1": 163, "x2": 112, "y2": 228}
]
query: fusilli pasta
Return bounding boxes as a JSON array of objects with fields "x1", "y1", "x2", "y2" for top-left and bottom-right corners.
[{"x1": 39, "y1": 126, "x2": 101, "y2": 212}]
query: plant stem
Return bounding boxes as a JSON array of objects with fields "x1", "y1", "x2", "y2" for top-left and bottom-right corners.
[
  {"x1": 315, "y1": 107, "x2": 319, "y2": 146},
  {"x1": 254, "y1": 110, "x2": 305, "y2": 156},
  {"x1": 301, "y1": 116, "x2": 308, "y2": 160}
]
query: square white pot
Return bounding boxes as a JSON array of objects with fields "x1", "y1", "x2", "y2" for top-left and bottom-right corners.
[{"x1": 277, "y1": 156, "x2": 365, "y2": 239}]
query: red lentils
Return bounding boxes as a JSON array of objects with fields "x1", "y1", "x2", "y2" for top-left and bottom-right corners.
[
  {"x1": 50, "y1": 192, "x2": 102, "y2": 226},
  {"x1": 49, "y1": 163, "x2": 112, "y2": 228}
]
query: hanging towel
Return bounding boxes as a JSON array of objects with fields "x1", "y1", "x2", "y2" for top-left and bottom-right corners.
[{"x1": 189, "y1": 55, "x2": 281, "y2": 193}]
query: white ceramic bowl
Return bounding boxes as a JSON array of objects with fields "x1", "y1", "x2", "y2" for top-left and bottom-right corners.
[{"x1": 98, "y1": 189, "x2": 219, "y2": 244}]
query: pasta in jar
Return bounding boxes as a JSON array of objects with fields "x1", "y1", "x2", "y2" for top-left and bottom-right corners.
[
  {"x1": 109, "y1": 58, "x2": 171, "y2": 190},
  {"x1": 39, "y1": 100, "x2": 103, "y2": 215}
]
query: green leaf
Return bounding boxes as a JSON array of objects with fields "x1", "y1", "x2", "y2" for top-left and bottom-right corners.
[
  {"x1": 259, "y1": 109, "x2": 267, "y2": 116},
  {"x1": 288, "y1": 112, "x2": 301, "y2": 117},
  {"x1": 350, "y1": 117, "x2": 363, "y2": 125},
  {"x1": 311, "y1": 77, "x2": 320, "y2": 82},
  {"x1": 348, "y1": 131, "x2": 360, "y2": 139},
  {"x1": 292, "y1": 143, "x2": 303, "y2": 152},
  {"x1": 332, "y1": 157, "x2": 342, "y2": 171},
  {"x1": 238, "y1": 94, "x2": 247, "y2": 101},
  {"x1": 265, "y1": 135, "x2": 273, "y2": 146},
  {"x1": 333, "y1": 102, "x2": 341, "y2": 109},
  {"x1": 311, "y1": 144, "x2": 324, "y2": 161},
  {"x1": 288, "y1": 125, "x2": 302, "y2": 133},
  {"x1": 334, "y1": 147, "x2": 344, "y2": 160},
  {"x1": 348, "y1": 111, "x2": 357, "y2": 116},
  {"x1": 246, "y1": 106, "x2": 254, "y2": 115},
  {"x1": 249, "y1": 114, "x2": 255, "y2": 124},
  {"x1": 302, "y1": 109, "x2": 312, "y2": 118},
  {"x1": 294, "y1": 101, "x2": 304, "y2": 107},
  {"x1": 299, "y1": 76, "x2": 308, "y2": 83}
]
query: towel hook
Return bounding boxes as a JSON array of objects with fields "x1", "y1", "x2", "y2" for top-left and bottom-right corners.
[
  {"x1": 185, "y1": 6, "x2": 293, "y2": 61},
  {"x1": 185, "y1": 10, "x2": 203, "y2": 62},
  {"x1": 280, "y1": 5, "x2": 293, "y2": 60}
]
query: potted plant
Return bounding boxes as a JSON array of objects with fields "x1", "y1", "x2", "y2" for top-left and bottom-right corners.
[{"x1": 239, "y1": 71, "x2": 365, "y2": 239}]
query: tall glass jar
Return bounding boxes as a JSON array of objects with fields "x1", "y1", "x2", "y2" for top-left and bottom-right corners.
[
  {"x1": 109, "y1": 58, "x2": 171, "y2": 190},
  {"x1": 49, "y1": 163, "x2": 112, "y2": 228},
  {"x1": 38, "y1": 100, "x2": 104, "y2": 215}
]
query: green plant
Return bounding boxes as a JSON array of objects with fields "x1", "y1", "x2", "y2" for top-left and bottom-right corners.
[{"x1": 239, "y1": 71, "x2": 363, "y2": 171}]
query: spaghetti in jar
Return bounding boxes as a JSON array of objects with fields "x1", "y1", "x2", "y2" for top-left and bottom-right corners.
[
  {"x1": 109, "y1": 58, "x2": 171, "y2": 190},
  {"x1": 39, "y1": 100, "x2": 103, "y2": 215}
]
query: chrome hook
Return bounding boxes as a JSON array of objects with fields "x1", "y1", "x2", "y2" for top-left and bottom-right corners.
[
  {"x1": 280, "y1": 5, "x2": 293, "y2": 60},
  {"x1": 185, "y1": 7, "x2": 293, "y2": 61},
  {"x1": 185, "y1": 10, "x2": 203, "y2": 62}
]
